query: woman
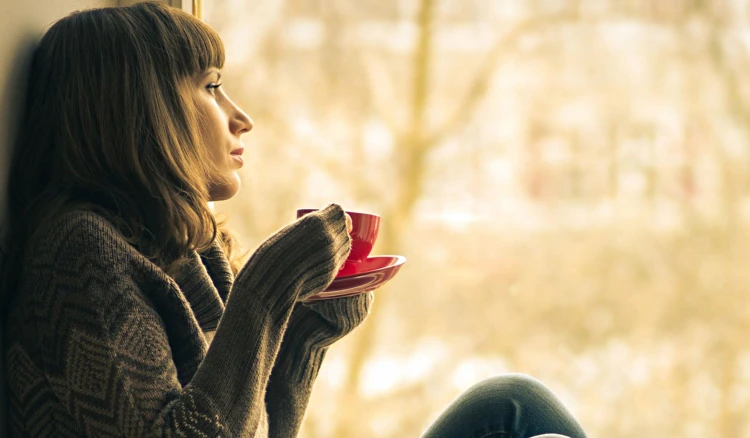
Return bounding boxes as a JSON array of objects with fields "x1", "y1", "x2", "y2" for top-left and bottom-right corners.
[{"x1": 0, "y1": 3, "x2": 588, "y2": 437}]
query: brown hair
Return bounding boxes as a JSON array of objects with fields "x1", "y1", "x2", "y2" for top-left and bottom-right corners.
[{"x1": 1, "y1": 2, "x2": 241, "y2": 313}]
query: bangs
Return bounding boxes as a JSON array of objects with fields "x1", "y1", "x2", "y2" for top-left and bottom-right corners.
[
  {"x1": 134, "y1": 2, "x2": 225, "y2": 77},
  {"x1": 173, "y1": 11, "x2": 225, "y2": 75}
]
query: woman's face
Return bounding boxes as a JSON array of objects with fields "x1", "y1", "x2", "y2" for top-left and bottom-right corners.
[{"x1": 194, "y1": 68, "x2": 253, "y2": 201}]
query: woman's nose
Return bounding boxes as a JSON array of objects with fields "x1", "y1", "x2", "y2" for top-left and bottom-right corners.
[{"x1": 230, "y1": 102, "x2": 253, "y2": 135}]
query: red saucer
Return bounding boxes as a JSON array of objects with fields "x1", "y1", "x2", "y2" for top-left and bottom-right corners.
[{"x1": 302, "y1": 255, "x2": 406, "y2": 302}]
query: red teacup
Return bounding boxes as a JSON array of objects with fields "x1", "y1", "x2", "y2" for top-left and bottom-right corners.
[{"x1": 296, "y1": 208, "x2": 381, "y2": 268}]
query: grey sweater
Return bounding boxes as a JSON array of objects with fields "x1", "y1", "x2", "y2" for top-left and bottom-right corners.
[{"x1": 4, "y1": 203, "x2": 372, "y2": 437}]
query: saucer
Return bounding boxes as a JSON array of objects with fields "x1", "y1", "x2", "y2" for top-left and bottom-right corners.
[{"x1": 302, "y1": 255, "x2": 407, "y2": 302}]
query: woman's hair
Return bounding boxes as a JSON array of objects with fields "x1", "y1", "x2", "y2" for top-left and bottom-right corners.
[{"x1": 1, "y1": 2, "x2": 242, "y2": 313}]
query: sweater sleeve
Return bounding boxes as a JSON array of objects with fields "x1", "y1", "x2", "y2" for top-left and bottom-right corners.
[
  {"x1": 31, "y1": 203, "x2": 350, "y2": 437},
  {"x1": 264, "y1": 292, "x2": 373, "y2": 437}
]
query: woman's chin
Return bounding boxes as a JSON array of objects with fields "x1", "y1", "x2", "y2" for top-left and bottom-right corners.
[{"x1": 208, "y1": 174, "x2": 241, "y2": 201}]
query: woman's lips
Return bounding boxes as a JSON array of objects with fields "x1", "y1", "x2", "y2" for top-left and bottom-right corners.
[{"x1": 230, "y1": 147, "x2": 244, "y2": 167}]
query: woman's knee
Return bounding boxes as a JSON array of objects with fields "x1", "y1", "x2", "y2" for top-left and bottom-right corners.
[
  {"x1": 465, "y1": 373, "x2": 552, "y2": 400},
  {"x1": 423, "y1": 374, "x2": 584, "y2": 438}
]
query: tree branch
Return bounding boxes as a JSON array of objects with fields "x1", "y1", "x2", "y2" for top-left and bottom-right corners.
[{"x1": 425, "y1": 14, "x2": 574, "y2": 149}]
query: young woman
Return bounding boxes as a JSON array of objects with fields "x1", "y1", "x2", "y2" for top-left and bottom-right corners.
[{"x1": 0, "y1": 3, "x2": 588, "y2": 437}]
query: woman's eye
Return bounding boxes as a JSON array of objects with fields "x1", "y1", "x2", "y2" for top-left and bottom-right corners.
[{"x1": 206, "y1": 83, "x2": 222, "y2": 93}]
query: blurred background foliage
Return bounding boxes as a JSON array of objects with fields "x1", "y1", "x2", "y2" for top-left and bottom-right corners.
[{"x1": 205, "y1": 1, "x2": 750, "y2": 436}]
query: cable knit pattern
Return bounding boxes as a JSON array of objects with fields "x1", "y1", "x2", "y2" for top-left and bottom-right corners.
[{"x1": 4, "y1": 204, "x2": 372, "y2": 437}]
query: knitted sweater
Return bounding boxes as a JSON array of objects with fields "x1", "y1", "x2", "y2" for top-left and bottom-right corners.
[{"x1": 4, "y1": 203, "x2": 372, "y2": 437}]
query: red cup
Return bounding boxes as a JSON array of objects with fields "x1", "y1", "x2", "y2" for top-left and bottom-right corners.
[{"x1": 296, "y1": 208, "x2": 381, "y2": 265}]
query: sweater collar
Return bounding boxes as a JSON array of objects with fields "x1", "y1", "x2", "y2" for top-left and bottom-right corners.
[
  {"x1": 171, "y1": 242, "x2": 229, "y2": 333},
  {"x1": 198, "y1": 239, "x2": 235, "y2": 303}
]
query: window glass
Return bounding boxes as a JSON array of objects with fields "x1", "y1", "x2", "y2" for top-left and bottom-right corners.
[{"x1": 204, "y1": 1, "x2": 750, "y2": 436}]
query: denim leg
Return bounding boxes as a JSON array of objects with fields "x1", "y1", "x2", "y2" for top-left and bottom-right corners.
[{"x1": 420, "y1": 373, "x2": 587, "y2": 438}]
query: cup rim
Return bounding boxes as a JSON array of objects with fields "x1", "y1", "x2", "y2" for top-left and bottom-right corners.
[{"x1": 296, "y1": 208, "x2": 381, "y2": 219}]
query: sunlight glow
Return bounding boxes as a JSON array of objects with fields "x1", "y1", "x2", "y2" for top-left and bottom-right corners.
[
  {"x1": 359, "y1": 339, "x2": 448, "y2": 398},
  {"x1": 292, "y1": 115, "x2": 316, "y2": 138},
  {"x1": 450, "y1": 357, "x2": 511, "y2": 391},
  {"x1": 362, "y1": 120, "x2": 393, "y2": 159}
]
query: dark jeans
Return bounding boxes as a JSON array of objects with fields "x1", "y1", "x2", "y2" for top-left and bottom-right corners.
[{"x1": 421, "y1": 373, "x2": 587, "y2": 438}]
